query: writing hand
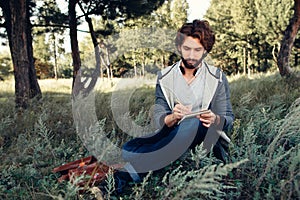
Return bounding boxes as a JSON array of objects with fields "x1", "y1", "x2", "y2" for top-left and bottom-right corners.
[
  {"x1": 173, "y1": 103, "x2": 192, "y2": 117},
  {"x1": 164, "y1": 103, "x2": 192, "y2": 127}
]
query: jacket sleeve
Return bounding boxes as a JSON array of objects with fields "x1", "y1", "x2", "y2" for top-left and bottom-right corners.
[
  {"x1": 153, "y1": 77, "x2": 172, "y2": 130},
  {"x1": 210, "y1": 71, "x2": 234, "y2": 132}
]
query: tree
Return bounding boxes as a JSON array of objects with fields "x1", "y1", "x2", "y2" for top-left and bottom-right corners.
[
  {"x1": 109, "y1": 0, "x2": 188, "y2": 77},
  {"x1": 205, "y1": 0, "x2": 294, "y2": 75},
  {"x1": 0, "y1": 51, "x2": 13, "y2": 79},
  {"x1": 34, "y1": 0, "x2": 67, "y2": 79},
  {"x1": 69, "y1": 0, "x2": 81, "y2": 88},
  {"x1": 169, "y1": 0, "x2": 189, "y2": 28},
  {"x1": 33, "y1": 33, "x2": 51, "y2": 63},
  {"x1": 277, "y1": 0, "x2": 300, "y2": 77},
  {"x1": 205, "y1": 0, "x2": 240, "y2": 74},
  {"x1": 0, "y1": 0, "x2": 41, "y2": 109},
  {"x1": 70, "y1": 0, "x2": 167, "y2": 93},
  {"x1": 254, "y1": 0, "x2": 293, "y2": 72}
]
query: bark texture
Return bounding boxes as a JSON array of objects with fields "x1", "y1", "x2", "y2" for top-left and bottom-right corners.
[
  {"x1": 1, "y1": 0, "x2": 41, "y2": 108},
  {"x1": 277, "y1": 0, "x2": 300, "y2": 77}
]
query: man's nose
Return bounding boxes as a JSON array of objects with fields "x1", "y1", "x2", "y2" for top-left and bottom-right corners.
[{"x1": 188, "y1": 50, "x2": 196, "y2": 59}]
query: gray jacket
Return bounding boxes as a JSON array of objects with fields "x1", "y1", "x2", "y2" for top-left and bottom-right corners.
[{"x1": 154, "y1": 61, "x2": 234, "y2": 133}]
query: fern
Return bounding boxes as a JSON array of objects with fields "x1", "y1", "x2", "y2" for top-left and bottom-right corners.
[
  {"x1": 190, "y1": 143, "x2": 208, "y2": 168},
  {"x1": 104, "y1": 168, "x2": 116, "y2": 199},
  {"x1": 130, "y1": 171, "x2": 153, "y2": 200},
  {"x1": 172, "y1": 159, "x2": 248, "y2": 200},
  {"x1": 0, "y1": 73, "x2": 299, "y2": 199}
]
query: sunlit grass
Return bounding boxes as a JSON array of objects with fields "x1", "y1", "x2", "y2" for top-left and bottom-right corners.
[{"x1": 38, "y1": 78, "x2": 73, "y2": 94}]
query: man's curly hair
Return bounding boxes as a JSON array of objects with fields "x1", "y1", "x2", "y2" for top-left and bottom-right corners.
[{"x1": 175, "y1": 19, "x2": 215, "y2": 53}]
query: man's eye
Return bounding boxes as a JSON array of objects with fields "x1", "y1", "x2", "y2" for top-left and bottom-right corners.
[{"x1": 183, "y1": 47, "x2": 190, "y2": 50}]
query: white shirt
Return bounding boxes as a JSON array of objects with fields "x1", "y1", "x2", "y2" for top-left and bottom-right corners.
[{"x1": 173, "y1": 61, "x2": 206, "y2": 112}]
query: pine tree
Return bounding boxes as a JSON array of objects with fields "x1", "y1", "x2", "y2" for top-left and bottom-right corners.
[{"x1": 205, "y1": 0, "x2": 294, "y2": 75}]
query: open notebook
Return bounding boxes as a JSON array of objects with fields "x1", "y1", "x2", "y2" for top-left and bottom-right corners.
[{"x1": 177, "y1": 109, "x2": 210, "y2": 125}]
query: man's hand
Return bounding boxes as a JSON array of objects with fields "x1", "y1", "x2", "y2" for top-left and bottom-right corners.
[
  {"x1": 173, "y1": 103, "x2": 192, "y2": 116},
  {"x1": 197, "y1": 110, "x2": 219, "y2": 128},
  {"x1": 164, "y1": 103, "x2": 192, "y2": 127}
]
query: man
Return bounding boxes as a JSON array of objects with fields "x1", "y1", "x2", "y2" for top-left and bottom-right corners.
[{"x1": 114, "y1": 19, "x2": 234, "y2": 191}]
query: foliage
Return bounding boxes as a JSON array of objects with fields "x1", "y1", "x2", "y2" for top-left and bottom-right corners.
[
  {"x1": 34, "y1": 58, "x2": 54, "y2": 79},
  {"x1": 0, "y1": 52, "x2": 13, "y2": 79},
  {"x1": 78, "y1": 0, "x2": 188, "y2": 78},
  {"x1": 34, "y1": 0, "x2": 69, "y2": 28},
  {"x1": 228, "y1": 72, "x2": 300, "y2": 199},
  {"x1": 1, "y1": 0, "x2": 298, "y2": 90},
  {"x1": 205, "y1": 0, "x2": 295, "y2": 75},
  {"x1": 33, "y1": 0, "x2": 68, "y2": 79},
  {"x1": 0, "y1": 71, "x2": 299, "y2": 199}
]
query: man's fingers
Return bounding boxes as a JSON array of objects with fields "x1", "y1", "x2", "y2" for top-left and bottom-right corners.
[
  {"x1": 174, "y1": 104, "x2": 191, "y2": 115},
  {"x1": 200, "y1": 119, "x2": 211, "y2": 127},
  {"x1": 199, "y1": 118, "x2": 210, "y2": 124},
  {"x1": 200, "y1": 112, "x2": 212, "y2": 119},
  {"x1": 199, "y1": 112, "x2": 215, "y2": 127}
]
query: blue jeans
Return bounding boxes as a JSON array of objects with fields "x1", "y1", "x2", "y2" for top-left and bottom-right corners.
[{"x1": 121, "y1": 118, "x2": 208, "y2": 178}]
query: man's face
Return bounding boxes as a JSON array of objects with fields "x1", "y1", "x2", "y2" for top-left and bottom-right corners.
[{"x1": 179, "y1": 36, "x2": 206, "y2": 69}]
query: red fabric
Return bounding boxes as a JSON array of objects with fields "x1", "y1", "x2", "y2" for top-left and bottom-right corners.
[{"x1": 53, "y1": 156, "x2": 122, "y2": 188}]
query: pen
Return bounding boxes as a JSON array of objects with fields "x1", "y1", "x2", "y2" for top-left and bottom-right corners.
[{"x1": 175, "y1": 99, "x2": 183, "y2": 105}]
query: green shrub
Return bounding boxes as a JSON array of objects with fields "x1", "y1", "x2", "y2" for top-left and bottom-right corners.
[{"x1": 0, "y1": 72, "x2": 299, "y2": 199}]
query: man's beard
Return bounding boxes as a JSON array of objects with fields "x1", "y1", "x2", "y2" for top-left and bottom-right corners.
[{"x1": 181, "y1": 57, "x2": 202, "y2": 69}]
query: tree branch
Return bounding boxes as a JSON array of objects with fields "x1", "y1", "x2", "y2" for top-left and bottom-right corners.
[{"x1": 32, "y1": 23, "x2": 89, "y2": 33}]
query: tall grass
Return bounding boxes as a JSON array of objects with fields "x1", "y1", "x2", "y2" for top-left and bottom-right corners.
[{"x1": 0, "y1": 72, "x2": 299, "y2": 199}]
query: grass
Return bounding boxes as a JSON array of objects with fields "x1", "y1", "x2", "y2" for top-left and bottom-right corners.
[{"x1": 0, "y1": 71, "x2": 299, "y2": 199}]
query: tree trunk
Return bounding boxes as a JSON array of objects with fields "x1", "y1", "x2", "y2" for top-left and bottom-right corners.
[
  {"x1": 52, "y1": 32, "x2": 58, "y2": 80},
  {"x1": 133, "y1": 51, "x2": 137, "y2": 77},
  {"x1": 243, "y1": 47, "x2": 246, "y2": 75},
  {"x1": 277, "y1": 0, "x2": 300, "y2": 77},
  {"x1": 2, "y1": 0, "x2": 41, "y2": 109},
  {"x1": 247, "y1": 50, "x2": 251, "y2": 78},
  {"x1": 71, "y1": 2, "x2": 101, "y2": 97},
  {"x1": 69, "y1": 0, "x2": 81, "y2": 88},
  {"x1": 26, "y1": 1, "x2": 41, "y2": 100},
  {"x1": 142, "y1": 51, "x2": 145, "y2": 77},
  {"x1": 234, "y1": 58, "x2": 239, "y2": 74}
]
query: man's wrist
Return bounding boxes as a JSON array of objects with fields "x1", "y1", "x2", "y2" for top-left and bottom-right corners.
[
  {"x1": 213, "y1": 114, "x2": 220, "y2": 125},
  {"x1": 214, "y1": 114, "x2": 220, "y2": 125}
]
